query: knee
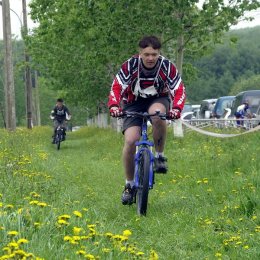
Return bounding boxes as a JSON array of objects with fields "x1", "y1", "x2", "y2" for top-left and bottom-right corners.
[{"x1": 124, "y1": 136, "x2": 139, "y2": 148}]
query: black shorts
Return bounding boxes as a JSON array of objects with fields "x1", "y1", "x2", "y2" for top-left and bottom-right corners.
[{"x1": 122, "y1": 96, "x2": 170, "y2": 133}]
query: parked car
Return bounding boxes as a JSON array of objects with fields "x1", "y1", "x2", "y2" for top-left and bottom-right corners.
[
  {"x1": 231, "y1": 90, "x2": 260, "y2": 115},
  {"x1": 199, "y1": 99, "x2": 217, "y2": 119},
  {"x1": 181, "y1": 104, "x2": 201, "y2": 120},
  {"x1": 212, "y1": 96, "x2": 235, "y2": 118}
]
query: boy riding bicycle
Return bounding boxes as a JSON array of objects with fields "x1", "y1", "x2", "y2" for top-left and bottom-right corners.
[
  {"x1": 50, "y1": 98, "x2": 71, "y2": 144},
  {"x1": 108, "y1": 36, "x2": 186, "y2": 205}
]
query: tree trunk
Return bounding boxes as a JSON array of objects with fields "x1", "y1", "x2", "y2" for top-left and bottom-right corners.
[
  {"x1": 22, "y1": 0, "x2": 33, "y2": 129},
  {"x1": 176, "y1": 34, "x2": 184, "y2": 75},
  {"x1": 2, "y1": 0, "x2": 16, "y2": 131}
]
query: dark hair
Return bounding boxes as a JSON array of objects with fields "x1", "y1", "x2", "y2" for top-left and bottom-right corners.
[
  {"x1": 138, "y1": 35, "x2": 161, "y2": 49},
  {"x1": 57, "y1": 98, "x2": 64, "y2": 103}
]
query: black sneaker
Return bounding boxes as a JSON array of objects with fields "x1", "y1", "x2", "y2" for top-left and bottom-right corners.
[
  {"x1": 154, "y1": 156, "x2": 168, "y2": 173},
  {"x1": 121, "y1": 184, "x2": 136, "y2": 205}
]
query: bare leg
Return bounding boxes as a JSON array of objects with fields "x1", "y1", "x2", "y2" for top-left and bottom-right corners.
[
  {"x1": 122, "y1": 126, "x2": 141, "y2": 181},
  {"x1": 148, "y1": 103, "x2": 167, "y2": 153}
]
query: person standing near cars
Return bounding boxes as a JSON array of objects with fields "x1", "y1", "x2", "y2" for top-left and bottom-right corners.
[{"x1": 108, "y1": 35, "x2": 186, "y2": 205}]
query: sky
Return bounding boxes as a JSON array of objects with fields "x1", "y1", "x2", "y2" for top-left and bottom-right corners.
[{"x1": 0, "y1": 0, "x2": 260, "y2": 39}]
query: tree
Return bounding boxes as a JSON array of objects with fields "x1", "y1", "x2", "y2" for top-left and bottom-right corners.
[
  {"x1": 27, "y1": 0, "x2": 260, "y2": 113},
  {"x1": 229, "y1": 74, "x2": 260, "y2": 95}
]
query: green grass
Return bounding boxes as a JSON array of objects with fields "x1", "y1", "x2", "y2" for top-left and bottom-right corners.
[{"x1": 0, "y1": 126, "x2": 259, "y2": 259}]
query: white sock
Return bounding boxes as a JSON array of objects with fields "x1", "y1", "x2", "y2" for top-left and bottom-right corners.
[
  {"x1": 155, "y1": 152, "x2": 164, "y2": 158},
  {"x1": 126, "y1": 180, "x2": 135, "y2": 188}
]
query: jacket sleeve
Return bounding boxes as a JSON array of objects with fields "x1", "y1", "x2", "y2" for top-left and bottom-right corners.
[
  {"x1": 108, "y1": 58, "x2": 133, "y2": 108},
  {"x1": 167, "y1": 62, "x2": 186, "y2": 111},
  {"x1": 108, "y1": 78, "x2": 123, "y2": 108},
  {"x1": 50, "y1": 107, "x2": 56, "y2": 117}
]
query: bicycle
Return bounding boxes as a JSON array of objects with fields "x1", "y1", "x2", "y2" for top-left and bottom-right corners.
[
  {"x1": 122, "y1": 110, "x2": 168, "y2": 215},
  {"x1": 54, "y1": 124, "x2": 65, "y2": 150}
]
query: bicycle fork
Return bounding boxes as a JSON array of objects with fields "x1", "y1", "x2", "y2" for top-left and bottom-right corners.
[{"x1": 134, "y1": 146, "x2": 155, "y2": 190}]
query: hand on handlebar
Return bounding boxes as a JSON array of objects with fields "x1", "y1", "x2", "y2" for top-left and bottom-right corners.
[
  {"x1": 168, "y1": 109, "x2": 181, "y2": 120},
  {"x1": 109, "y1": 106, "x2": 123, "y2": 117}
]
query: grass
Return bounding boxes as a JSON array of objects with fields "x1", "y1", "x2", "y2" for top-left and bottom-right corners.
[{"x1": 0, "y1": 125, "x2": 259, "y2": 259}]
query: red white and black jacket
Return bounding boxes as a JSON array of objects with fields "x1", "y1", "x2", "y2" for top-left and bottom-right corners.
[{"x1": 108, "y1": 54, "x2": 186, "y2": 111}]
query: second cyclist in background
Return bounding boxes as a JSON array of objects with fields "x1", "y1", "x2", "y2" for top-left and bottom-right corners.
[{"x1": 50, "y1": 98, "x2": 71, "y2": 144}]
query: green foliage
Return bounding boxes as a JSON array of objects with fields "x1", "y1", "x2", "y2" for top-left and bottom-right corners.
[
  {"x1": 0, "y1": 127, "x2": 260, "y2": 258},
  {"x1": 188, "y1": 26, "x2": 260, "y2": 103},
  {"x1": 229, "y1": 74, "x2": 260, "y2": 95},
  {"x1": 27, "y1": 0, "x2": 260, "y2": 111}
]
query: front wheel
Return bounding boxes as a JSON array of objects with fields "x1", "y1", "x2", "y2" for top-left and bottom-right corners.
[
  {"x1": 137, "y1": 149, "x2": 151, "y2": 216},
  {"x1": 56, "y1": 132, "x2": 61, "y2": 150}
]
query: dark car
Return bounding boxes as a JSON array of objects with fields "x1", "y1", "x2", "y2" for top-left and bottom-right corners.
[
  {"x1": 212, "y1": 96, "x2": 235, "y2": 118},
  {"x1": 199, "y1": 99, "x2": 217, "y2": 119},
  {"x1": 231, "y1": 90, "x2": 260, "y2": 115}
]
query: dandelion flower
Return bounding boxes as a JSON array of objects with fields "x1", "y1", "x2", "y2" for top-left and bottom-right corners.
[
  {"x1": 123, "y1": 229, "x2": 132, "y2": 237},
  {"x1": 73, "y1": 211, "x2": 82, "y2": 218},
  {"x1": 58, "y1": 214, "x2": 71, "y2": 220},
  {"x1": 37, "y1": 202, "x2": 47, "y2": 207},
  {"x1": 7, "y1": 230, "x2": 19, "y2": 236},
  {"x1": 76, "y1": 250, "x2": 86, "y2": 256},
  {"x1": 73, "y1": 227, "x2": 83, "y2": 235},
  {"x1": 149, "y1": 250, "x2": 159, "y2": 260},
  {"x1": 57, "y1": 219, "x2": 69, "y2": 225},
  {"x1": 17, "y1": 238, "x2": 29, "y2": 245}
]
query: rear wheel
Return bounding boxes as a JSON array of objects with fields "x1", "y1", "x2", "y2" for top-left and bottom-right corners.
[{"x1": 137, "y1": 149, "x2": 151, "y2": 216}]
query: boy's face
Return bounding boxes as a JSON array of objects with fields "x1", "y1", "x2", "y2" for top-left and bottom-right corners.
[
  {"x1": 139, "y1": 46, "x2": 160, "y2": 69},
  {"x1": 57, "y1": 101, "x2": 63, "y2": 108}
]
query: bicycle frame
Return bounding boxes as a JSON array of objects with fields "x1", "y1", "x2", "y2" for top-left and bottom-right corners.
[{"x1": 134, "y1": 114, "x2": 155, "y2": 190}]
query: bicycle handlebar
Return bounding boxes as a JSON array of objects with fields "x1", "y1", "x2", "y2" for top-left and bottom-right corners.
[{"x1": 120, "y1": 110, "x2": 170, "y2": 120}]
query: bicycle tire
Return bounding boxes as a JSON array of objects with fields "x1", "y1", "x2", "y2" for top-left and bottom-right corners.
[
  {"x1": 137, "y1": 149, "x2": 151, "y2": 215},
  {"x1": 56, "y1": 132, "x2": 61, "y2": 150}
]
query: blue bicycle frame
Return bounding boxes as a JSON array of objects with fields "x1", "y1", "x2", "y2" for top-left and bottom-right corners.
[{"x1": 134, "y1": 113, "x2": 155, "y2": 190}]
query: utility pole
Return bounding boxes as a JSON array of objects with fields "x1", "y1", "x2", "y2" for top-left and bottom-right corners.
[
  {"x1": 1, "y1": 0, "x2": 16, "y2": 131},
  {"x1": 22, "y1": 0, "x2": 33, "y2": 129}
]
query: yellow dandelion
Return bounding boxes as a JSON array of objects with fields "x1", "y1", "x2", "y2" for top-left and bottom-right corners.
[
  {"x1": 252, "y1": 215, "x2": 257, "y2": 220},
  {"x1": 64, "y1": 236, "x2": 72, "y2": 242},
  {"x1": 123, "y1": 229, "x2": 132, "y2": 237},
  {"x1": 17, "y1": 238, "x2": 29, "y2": 245},
  {"x1": 85, "y1": 254, "x2": 95, "y2": 260},
  {"x1": 105, "y1": 232, "x2": 113, "y2": 238},
  {"x1": 255, "y1": 226, "x2": 260, "y2": 232},
  {"x1": 37, "y1": 202, "x2": 47, "y2": 207},
  {"x1": 215, "y1": 252, "x2": 222, "y2": 257},
  {"x1": 73, "y1": 227, "x2": 83, "y2": 235},
  {"x1": 243, "y1": 245, "x2": 249, "y2": 249},
  {"x1": 136, "y1": 251, "x2": 145, "y2": 256},
  {"x1": 76, "y1": 250, "x2": 86, "y2": 256},
  {"x1": 73, "y1": 210, "x2": 82, "y2": 218},
  {"x1": 29, "y1": 200, "x2": 39, "y2": 205},
  {"x1": 58, "y1": 214, "x2": 71, "y2": 220},
  {"x1": 14, "y1": 249, "x2": 27, "y2": 256},
  {"x1": 57, "y1": 219, "x2": 69, "y2": 225},
  {"x1": 7, "y1": 230, "x2": 19, "y2": 236},
  {"x1": 149, "y1": 250, "x2": 159, "y2": 260},
  {"x1": 7, "y1": 242, "x2": 19, "y2": 249}
]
